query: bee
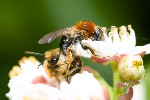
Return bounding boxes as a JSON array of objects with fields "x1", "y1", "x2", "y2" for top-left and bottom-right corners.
[
  {"x1": 35, "y1": 21, "x2": 104, "y2": 82},
  {"x1": 38, "y1": 21, "x2": 104, "y2": 57},
  {"x1": 43, "y1": 48, "x2": 82, "y2": 83},
  {"x1": 25, "y1": 48, "x2": 82, "y2": 83}
]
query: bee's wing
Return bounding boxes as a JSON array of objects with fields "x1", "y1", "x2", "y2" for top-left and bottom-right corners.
[{"x1": 38, "y1": 27, "x2": 74, "y2": 44}]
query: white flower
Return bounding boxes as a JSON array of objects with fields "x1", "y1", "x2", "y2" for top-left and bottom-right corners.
[
  {"x1": 6, "y1": 56, "x2": 58, "y2": 100},
  {"x1": 6, "y1": 57, "x2": 107, "y2": 100},
  {"x1": 78, "y1": 25, "x2": 149, "y2": 81},
  {"x1": 80, "y1": 25, "x2": 150, "y2": 59},
  {"x1": 60, "y1": 71, "x2": 105, "y2": 100}
]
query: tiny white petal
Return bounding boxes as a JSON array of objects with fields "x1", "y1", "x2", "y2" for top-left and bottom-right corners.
[
  {"x1": 130, "y1": 44, "x2": 150, "y2": 55},
  {"x1": 128, "y1": 25, "x2": 136, "y2": 47},
  {"x1": 143, "y1": 44, "x2": 150, "y2": 54}
]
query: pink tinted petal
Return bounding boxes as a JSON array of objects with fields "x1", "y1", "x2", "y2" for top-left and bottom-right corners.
[
  {"x1": 31, "y1": 76, "x2": 47, "y2": 84},
  {"x1": 112, "y1": 54, "x2": 127, "y2": 62},
  {"x1": 91, "y1": 56, "x2": 110, "y2": 64},
  {"x1": 81, "y1": 66, "x2": 95, "y2": 73},
  {"x1": 103, "y1": 87, "x2": 110, "y2": 100},
  {"x1": 118, "y1": 87, "x2": 133, "y2": 100},
  {"x1": 136, "y1": 51, "x2": 146, "y2": 58}
]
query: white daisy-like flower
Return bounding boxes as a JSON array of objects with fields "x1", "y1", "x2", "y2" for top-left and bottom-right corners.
[
  {"x1": 80, "y1": 25, "x2": 150, "y2": 60},
  {"x1": 78, "y1": 25, "x2": 150, "y2": 82},
  {"x1": 6, "y1": 56, "x2": 108, "y2": 100}
]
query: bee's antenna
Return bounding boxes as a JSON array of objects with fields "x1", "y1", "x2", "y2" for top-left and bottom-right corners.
[
  {"x1": 25, "y1": 51, "x2": 44, "y2": 56},
  {"x1": 25, "y1": 51, "x2": 44, "y2": 68},
  {"x1": 37, "y1": 63, "x2": 43, "y2": 69},
  {"x1": 37, "y1": 58, "x2": 48, "y2": 69}
]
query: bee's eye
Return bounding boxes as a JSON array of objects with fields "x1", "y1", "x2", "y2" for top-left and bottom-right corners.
[{"x1": 50, "y1": 55, "x2": 59, "y2": 65}]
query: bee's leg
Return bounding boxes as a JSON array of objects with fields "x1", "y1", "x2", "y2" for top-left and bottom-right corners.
[
  {"x1": 81, "y1": 44, "x2": 97, "y2": 56},
  {"x1": 65, "y1": 76, "x2": 71, "y2": 83},
  {"x1": 69, "y1": 67, "x2": 81, "y2": 76},
  {"x1": 66, "y1": 46, "x2": 73, "y2": 64},
  {"x1": 69, "y1": 56, "x2": 82, "y2": 74},
  {"x1": 54, "y1": 75, "x2": 60, "y2": 83},
  {"x1": 64, "y1": 67, "x2": 81, "y2": 83}
]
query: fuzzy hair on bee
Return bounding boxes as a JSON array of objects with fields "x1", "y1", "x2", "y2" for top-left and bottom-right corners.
[
  {"x1": 29, "y1": 48, "x2": 81, "y2": 83},
  {"x1": 43, "y1": 48, "x2": 83, "y2": 82},
  {"x1": 25, "y1": 48, "x2": 83, "y2": 83}
]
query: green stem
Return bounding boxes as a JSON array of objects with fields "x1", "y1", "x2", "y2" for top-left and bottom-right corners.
[{"x1": 112, "y1": 63, "x2": 124, "y2": 100}]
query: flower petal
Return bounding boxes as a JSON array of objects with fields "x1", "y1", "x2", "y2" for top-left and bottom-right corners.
[
  {"x1": 129, "y1": 43, "x2": 150, "y2": 55},
  {"x1": 31, "y1": 76, "x2": 47, "y2": 84},
  {"x1": 127, "y1": 25, "x2": 136, "y2": 48},
  {"x1": 91, "y1": 56, "x2": 110, "y2": 64},
  {"x1": 81, "y1": 39, "x2": 115, "y2": 57}
]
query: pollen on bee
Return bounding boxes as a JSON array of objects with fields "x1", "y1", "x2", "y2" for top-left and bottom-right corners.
[{"x1": 74, "y1": 21, "x2": 95, "y2": 37}]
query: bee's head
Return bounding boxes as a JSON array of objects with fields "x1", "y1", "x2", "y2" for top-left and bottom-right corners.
[{"x1": 44, "y1": 48, "x2": 61, "y2": 69}]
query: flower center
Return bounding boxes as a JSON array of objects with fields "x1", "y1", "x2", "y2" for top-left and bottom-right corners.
[{"x1": 132, "y1": 60, "x2": 142, "y2": 70}]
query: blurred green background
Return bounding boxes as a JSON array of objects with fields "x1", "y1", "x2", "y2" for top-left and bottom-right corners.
[{"x1": 0, "y1": 0, "x2": 150, "y2": 100}]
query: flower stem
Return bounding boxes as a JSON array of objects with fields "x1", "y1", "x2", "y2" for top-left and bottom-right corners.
[{"x1": 112, "y1": 62, "x2": 124, "y2": 100}]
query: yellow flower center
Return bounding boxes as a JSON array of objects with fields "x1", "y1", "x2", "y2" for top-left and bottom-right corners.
[{"x1": 132, "y1": 60, "x2": 142, "y2": 70}]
